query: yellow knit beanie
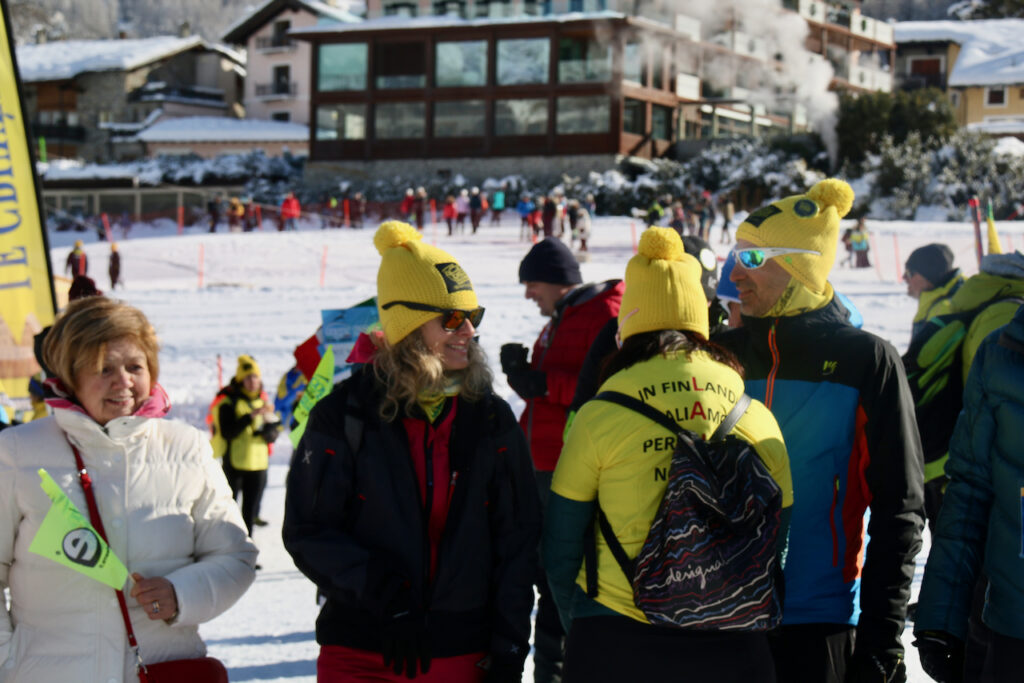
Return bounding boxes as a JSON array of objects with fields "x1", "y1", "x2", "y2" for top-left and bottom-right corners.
[
  {"x1": 619, "y1": 227, "x2": 709, "y2": 341},
  {"x1": 735, "y1": 178, "x2": 854, "y2": 294},
  {"x1": 375, "y1": 221, "x2": 478, "y2": 345},
  {"x1": 235, "y1": 354, "x2": 260, "y2": 382}
]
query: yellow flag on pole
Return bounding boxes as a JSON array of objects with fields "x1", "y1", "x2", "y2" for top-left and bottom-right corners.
[
  {"x1": 987, "y1": 201, "x2": 1003, "y2": 255},
  {"x1": 28, "y1": 469, "x2": 129, "y2": 590}
]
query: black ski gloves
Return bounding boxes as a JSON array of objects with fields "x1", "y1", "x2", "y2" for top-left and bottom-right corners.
[
  {"x1": 500, "y1": 343, "x2": 547, "y2": 399},
  {"x1": 380, "y1": 591, "x2": 431, "y2": 680},
  {"x1": 484, "y1": 654, "x2": 523, "y2": 683},
  {"x1": 914, "y1": 631, "x2": 964, "y2": 683},
  {"x1": 500, "y1": 343, "x2": 529, "y2": 374},
  {"x1": 845, "y1": 649, "x2": 907, "y2": 683},
  {"x1": 361, "y1": 554, "x2": 432, "y2": 679}
]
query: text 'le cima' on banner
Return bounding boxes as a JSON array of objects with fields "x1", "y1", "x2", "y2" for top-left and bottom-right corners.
[{"x1": 0, "y1": 3, "x2": 55, "y2": 399}]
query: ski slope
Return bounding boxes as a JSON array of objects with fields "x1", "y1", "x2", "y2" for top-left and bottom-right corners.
[{"x1": 45, "y1": 213, "x2": 1024, "y2": 682}]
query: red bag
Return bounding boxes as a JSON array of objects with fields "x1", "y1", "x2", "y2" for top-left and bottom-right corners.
[{"x1": 142, "y1": 657, "x2": 228, "y2": 683}]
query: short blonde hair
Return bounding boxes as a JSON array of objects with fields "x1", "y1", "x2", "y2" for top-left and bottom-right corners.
[{"x1": 43, "y1": 297, "x2": 160, "y2": 393}]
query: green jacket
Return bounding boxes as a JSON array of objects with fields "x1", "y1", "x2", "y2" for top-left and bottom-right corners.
[
  {"x1": 911, "y1": 270, "x2": 964, "y2": 341},
  {"x1": 945, "y1": 255, "x2": 1024, "y2": 383}
]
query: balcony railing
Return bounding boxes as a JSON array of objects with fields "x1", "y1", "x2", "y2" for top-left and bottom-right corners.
[
  {"x1": 31, "y1": 123, "x2": 87, "y2": 141},
  {"x1": 898, "y1": 73, "x2": 946, "y2": 90},
  {"x1": 255, "y1": 82, "x2": 298, "y2": 97},
  {"x1": 255, "y1": 35, "x2": 296, "y2": 51}
]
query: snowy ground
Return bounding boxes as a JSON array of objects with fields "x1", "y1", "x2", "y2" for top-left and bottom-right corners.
[{"x1": 45, "y1": 213, "x2": 1024, "y2": 682}]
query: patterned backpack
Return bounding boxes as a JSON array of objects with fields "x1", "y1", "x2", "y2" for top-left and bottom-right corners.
[{"x1": 584, "y1": 391, "x2": 783, "y2": 631}]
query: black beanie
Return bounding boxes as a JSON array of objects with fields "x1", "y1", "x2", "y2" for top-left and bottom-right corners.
[
  {"x1": 519, "y1": 237, "x2": 582, "y2": 285},
  {"x1": 905, "y1": 243, "x2": 955, "y2": 286},
  {"x1": 681, "y1": 235, "x2": 719, "y2": 302}
]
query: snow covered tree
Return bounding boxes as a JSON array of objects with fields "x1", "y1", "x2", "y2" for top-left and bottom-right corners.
[{"x1": 948, "y1": 0, "x2": 1024, "y2": 18}]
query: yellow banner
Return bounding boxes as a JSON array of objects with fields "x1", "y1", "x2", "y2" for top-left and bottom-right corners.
[{"x1": 0, "y1": 5, "x2": 55, "y2": 400}]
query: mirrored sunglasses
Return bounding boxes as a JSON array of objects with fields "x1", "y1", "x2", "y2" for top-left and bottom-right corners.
[
  {"x1": 382, "y1": 300, "x2": 485, "y2": 331},
  {"x1": 733, "y1": 246, "x2": 821, "y2": 269}
]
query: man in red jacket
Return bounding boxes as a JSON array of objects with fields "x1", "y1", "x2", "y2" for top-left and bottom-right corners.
[{"x1": 501, "y1": 236, "x2": 623, "y2": 683}]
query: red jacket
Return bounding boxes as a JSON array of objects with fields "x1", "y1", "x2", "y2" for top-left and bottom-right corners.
[
  {"x1": 521, "y1": 280, "x2": 623, "y2": 471},
  {"x1": 281, "y1": 196, "x2": 301, "y2": 219}
]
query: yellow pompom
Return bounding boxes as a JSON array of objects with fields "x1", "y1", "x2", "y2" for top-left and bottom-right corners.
[
  {"x1": 373, "y1": 221, "x2": 422, "y2": 256},
  {"x1": 807, "y1": 178, "x2": 854, "y2": 219},
  {"x1": 638, "y1": 227, "x2": 685, "y2": 261}
]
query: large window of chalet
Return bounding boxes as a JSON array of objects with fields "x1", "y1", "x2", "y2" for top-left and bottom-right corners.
[
  {"x1": 497, "y1": 38, "x2": 550, "y2": 85},
  {"x1": 652, "y1": 104, "x2": 672, "y2": 139},
  {"x1": 623, "y1": 41, "x2": 646, "y2": 85},
  {"x1": 495, "y1": 98, "x2": 548, "y2": 135},
  {"x1": 318, "y1": 43, "x2": 367, "y2": 91},
  {"x1": 557, "y1": 95, "x2": 609, "y2": 133},
  {"x1": 375, "y1": 102, "x2": 426, "y2": 138},
  {"x1": 375, "y1": 42, "x2": 427, "y2": 89},
  {"x1": 650, "y1": 44, "x2": 664, "y2": 89},
  {"x1": 315, "y1": 104, "x2": 367, "y2": 140},
  {"x1": 558, "y1": 37, "x2": 611, "y2": 83},
  {"x1": 436, "y1": 41, "x2": 488, "y2": 87},
  {"x1": 623, "y1": 98, "x2": 645, "y2": 135},
  {"x1": 435, "y1": 100, "x2": 486, "y2": 136}
]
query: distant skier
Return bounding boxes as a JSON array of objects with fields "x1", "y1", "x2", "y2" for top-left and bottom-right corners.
[
  {"x1": 65, "y1": 240, "x2": 87, "y2": 277},
  {"x1": 108, "y1": 242, "x2": 121, "y2": 289}
]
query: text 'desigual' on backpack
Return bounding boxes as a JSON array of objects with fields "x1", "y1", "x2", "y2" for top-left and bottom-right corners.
[{"x1": 583, "y1": 391, "x2": 783, "y2": 631}]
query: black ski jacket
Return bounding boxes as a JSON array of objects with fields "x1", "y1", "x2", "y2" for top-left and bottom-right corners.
[{"x1": 282, "y1": 366, "x2": 540, "y2": 664}]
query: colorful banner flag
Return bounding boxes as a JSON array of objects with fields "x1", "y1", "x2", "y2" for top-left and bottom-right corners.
[
  {"x1": 28, "y1": 469, "x2": 129, "y2": 590},
  {"x1": 289, "y1": 346, "x2": 334, "y2": 448},
  {"x1": 0, "y1": 3, "x2": 56, "y2": 399}
]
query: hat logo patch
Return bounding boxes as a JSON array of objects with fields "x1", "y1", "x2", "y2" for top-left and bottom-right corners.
[
  {"x1": 436, "y1": 262, "x2": 473, "y2": 293},
  {"x1": 793, "y1": 199, "x2": 818, "y2": 217},
  {"x1": 744, "y1": 204, "x2": 781, "y2": 228}
]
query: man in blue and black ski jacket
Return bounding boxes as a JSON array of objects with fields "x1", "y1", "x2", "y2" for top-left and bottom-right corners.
[{"x1": 715, "y1": 179, "x2": 924, "y2": 683}]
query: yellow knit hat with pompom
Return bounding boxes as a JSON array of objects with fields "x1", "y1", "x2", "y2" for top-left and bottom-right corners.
[
  {"x1": 735, "y1": 178, "x2": 854, "y2": 294},
  {"x1": 374, "y1": 221, "x2": 478, "y2": 345},
  {"x1": 618, "y1": 227, "x2": 709, "y2": 341}
]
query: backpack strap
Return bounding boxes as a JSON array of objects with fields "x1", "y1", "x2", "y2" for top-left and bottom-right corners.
[{"x1": 582, "y1": 390, "x2": 752, "y2": 595}]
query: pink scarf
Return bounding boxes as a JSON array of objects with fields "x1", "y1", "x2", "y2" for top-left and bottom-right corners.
[{"x1": 43, "y1": 376, "x2": 172, "y2": 419}]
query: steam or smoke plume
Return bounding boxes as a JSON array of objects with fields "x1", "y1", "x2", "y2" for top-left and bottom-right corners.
[{"x1": 669, "y1": 0, "x2": 840, "y2": 164}]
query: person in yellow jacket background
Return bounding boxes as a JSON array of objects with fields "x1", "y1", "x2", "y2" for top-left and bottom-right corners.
[
  {"x1": 543, "y1": 227, "x2": 792, "y2": 683},
  {"x1": 211, "y1": 354, "x2": 281, "y2": 535}
]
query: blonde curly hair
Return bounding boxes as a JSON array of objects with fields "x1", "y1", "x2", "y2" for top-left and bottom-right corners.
[{"x1": 372, "y1": 331, "x2": 493, "y2": 422}]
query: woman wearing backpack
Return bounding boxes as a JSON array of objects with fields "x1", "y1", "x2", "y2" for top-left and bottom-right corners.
[
  {"x1": 283, "y1": 221, "x2": 540, "y2": 682},
  {"x1": 543, "y1": 227, "x2": 793, "y2": 682}
]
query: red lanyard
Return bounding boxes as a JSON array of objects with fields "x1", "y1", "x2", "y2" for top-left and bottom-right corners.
[{"x1": 69, "y1": 440, "x2": 151, "y2": 680}]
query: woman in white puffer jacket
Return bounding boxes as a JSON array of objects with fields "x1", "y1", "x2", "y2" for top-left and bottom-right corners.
[{"x1": 0, "y1": 296, "x2": 257, "y2": 682}]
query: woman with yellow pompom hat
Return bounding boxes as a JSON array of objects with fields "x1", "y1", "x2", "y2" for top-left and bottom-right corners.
[
  {"x1": 542, "y1": 227, "x2": 793, "y2": 682},
  {"x1": 283, "y1": 221, "x2": 540, "y2": 683}
]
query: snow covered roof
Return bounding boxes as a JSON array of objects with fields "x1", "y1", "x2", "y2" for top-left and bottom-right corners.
[
  {"x1": 15, "y1": 36, "x2": 243, "y2": 83},
  {"x1": 291, "y1": 10, "x2": 626, "y2": 35},
  {"x1": 894, "y1": 19, "x2": 1024, "y2": 87},
  {"x1": 137, "y1": 116, "x2": 309, "y2": 143},
  {"x1": 221, "y1": 0, "x2": 363, "y2": 44},
  {"x1": 967, "y1": 119, "x2": 1024, "y2": 136}
]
